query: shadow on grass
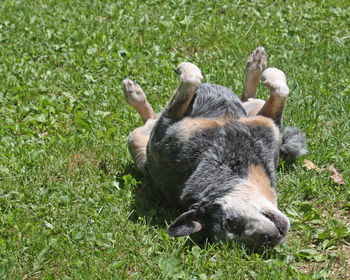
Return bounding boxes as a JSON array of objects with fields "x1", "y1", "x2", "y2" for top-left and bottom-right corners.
[
  {"x1": 121, "y1": 163, "x2": 182, "y2": 229},
  {"x1": 120, "y1": 164, "x2": 213, "y2": 248},
  {"x1": 277, "y1": 157, "x2": 301, "y2": 173}
]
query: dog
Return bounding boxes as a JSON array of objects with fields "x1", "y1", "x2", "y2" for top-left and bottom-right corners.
[{"x1": 122, "y1": 47, "x2": 307, "y2": 249}]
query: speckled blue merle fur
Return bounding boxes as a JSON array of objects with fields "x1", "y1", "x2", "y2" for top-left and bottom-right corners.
[{"x1": 123, "y1": 46, "x2": 307, "y2": 249}]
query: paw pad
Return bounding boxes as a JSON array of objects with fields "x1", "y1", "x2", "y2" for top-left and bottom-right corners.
[{"x1": 246, "y1": 46, "x2": 267, "y2": 73}]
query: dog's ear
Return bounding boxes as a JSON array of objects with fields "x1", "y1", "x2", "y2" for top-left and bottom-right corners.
[{"x1": 167, "y1": 208, "x2": 203, "y2": 237}]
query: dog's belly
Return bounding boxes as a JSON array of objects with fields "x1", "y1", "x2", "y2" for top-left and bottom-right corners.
[
  {"x1": 147, "y1": 118, "x2": 278, "y2": 207},
  {"x1": 184, "y1": 83, "x2": 247, "y2": 119},
  {"x1": 146, "y1": 84, "x2": 271, "y2": 205}
]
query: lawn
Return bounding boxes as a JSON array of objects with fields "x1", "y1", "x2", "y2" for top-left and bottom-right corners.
[{"x1": 0, "y1": 0, "x2": 349, "y2": 279}]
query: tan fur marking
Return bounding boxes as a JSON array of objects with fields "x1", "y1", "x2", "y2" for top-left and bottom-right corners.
[
  {"x1": 243, "y1": 98, "x2": 265, "y2": 116},
  {"x1": 128, "y1": 119, "x2": 156, "y2": 172},
  {"x1": 257, "y1": 95, "x2": 286, "y2": 122},
  {"x1": 238, "y1": 115, "x2": 280, "y2": 141},
  {"x1": 133, "y1": 102, "x2": 157, "y2": 122},
  {"x1": 249, "y1": 106, "x2": 262, "y2": 116},
  {"x1": 179, "y1": 116, "x2": 231, "y2": 141},
  {"x1": 245, "y1": 165, "x2": 277, "y2": 205},
  {"x1": 129, "y1": 129, "x2": 149, "y2": 168},
  {"x1": 129, "y1": 129, "x2": 149, "y2": 148}
]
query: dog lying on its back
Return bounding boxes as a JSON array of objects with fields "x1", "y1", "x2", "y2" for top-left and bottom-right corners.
[{"x1": 123, "y1": 47, "x2": 307, "y2": 249}]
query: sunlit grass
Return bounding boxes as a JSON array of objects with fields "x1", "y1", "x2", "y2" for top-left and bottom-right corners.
[{"x1": 0, "y1": 0, "x2": 349, "y2": 279}]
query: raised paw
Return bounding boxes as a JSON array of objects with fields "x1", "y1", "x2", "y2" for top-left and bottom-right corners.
[
  {"x1": 175, "y1": 62, "x2": 203, "y2": 86},
  {"x1": 261, "y1": 68, "x2": 289, "y2": 97},
  {"x1": 123, "y1": 78, "x2": 157, "y2": 121},
  {"x1": 246, "y1": 46, "x2": 267, "y2": 74},
  {"x1": 123, "y1": 78, "x2": 147, "y2": 107},
  {"x1": 242, "y1": 46, "x2": 268, "y2": 101}
]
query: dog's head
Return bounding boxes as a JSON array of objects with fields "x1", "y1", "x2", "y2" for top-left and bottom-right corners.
[{"x1": 167, "y1": 165, "x2": 290, "y2": 249}]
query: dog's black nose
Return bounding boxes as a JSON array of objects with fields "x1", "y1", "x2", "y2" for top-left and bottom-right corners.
[{"x1": 263, "y1": 212, "x2": 289, "y2": 236}]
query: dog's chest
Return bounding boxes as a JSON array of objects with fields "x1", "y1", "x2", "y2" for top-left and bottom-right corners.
[{"x1": 147, "y1": 118, "x2": 279, "y2": 204}]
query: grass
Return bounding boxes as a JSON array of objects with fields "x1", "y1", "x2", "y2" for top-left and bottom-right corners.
[{"x1": 0, "y1": 0, "x2": 349, "y2": 279}]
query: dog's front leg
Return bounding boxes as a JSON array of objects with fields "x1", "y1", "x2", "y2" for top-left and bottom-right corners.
[
  {"x1": 123, "y1": 78, "x2": 157, "y2": 123},
  {"x1": 123, "y1": 78, "x2": 157, "y2": 173},
  {"x1": 162, "y1": 62, "x2": 203, "y2": 120}
]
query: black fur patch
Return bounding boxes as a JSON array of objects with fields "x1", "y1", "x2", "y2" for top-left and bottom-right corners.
[{"x1": 147, "y1": 84, "x2": 279, "y2": 207}]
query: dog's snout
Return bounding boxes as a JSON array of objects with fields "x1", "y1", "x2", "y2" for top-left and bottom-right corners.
[{"x1": 263, "y1": 212, "x2": 289, "y2": 236}]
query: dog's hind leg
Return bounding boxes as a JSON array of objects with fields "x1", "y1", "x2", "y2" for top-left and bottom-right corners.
[
  {"x1": 162, "y1": 62, "x2": 203, "y2": 120},
  {"x1": 123, "y1": 78, "x2": 157, "y2": 173},
  {"x1": 127, "y1": 118, "x2": 156, "y2": 173},
  {"x1": 257, "y1": 68, "x2": 289, "y2": 129},
  {"x1": 241, "y1": 46, "x2": 267, "y2": 102}
]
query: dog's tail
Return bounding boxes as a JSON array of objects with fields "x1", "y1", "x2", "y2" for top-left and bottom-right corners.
[{"x1": 280, "y1": 127, "x2": 307, "y2": 160}]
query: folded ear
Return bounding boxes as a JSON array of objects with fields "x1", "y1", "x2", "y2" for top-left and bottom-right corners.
[{"x1": 166, "y1": 209, "x2": 203, "y2": 237}]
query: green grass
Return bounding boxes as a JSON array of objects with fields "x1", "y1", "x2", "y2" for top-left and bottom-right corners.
[{"x1": 0, "y1": 0, "x2": 349, "y2": 279}]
